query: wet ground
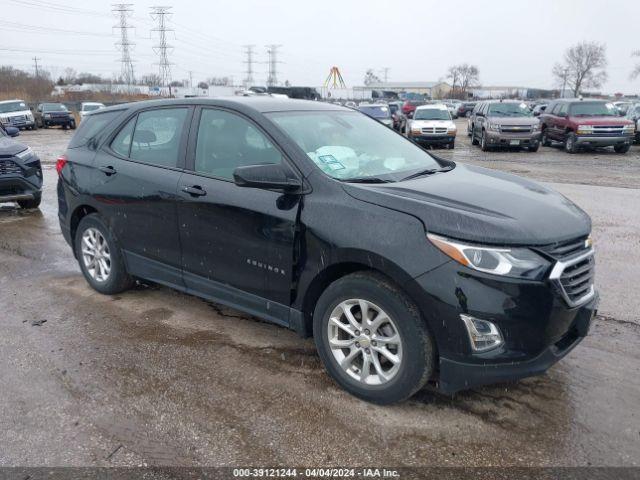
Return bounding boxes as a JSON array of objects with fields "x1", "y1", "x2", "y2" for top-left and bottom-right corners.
[{"x1": 0, "y1": 127, "x2": 639, "y2": 467}]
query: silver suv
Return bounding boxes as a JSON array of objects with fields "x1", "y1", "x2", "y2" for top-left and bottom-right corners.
[{"x1": 469, "y1": 100, "x2": 541, "y2": 152}]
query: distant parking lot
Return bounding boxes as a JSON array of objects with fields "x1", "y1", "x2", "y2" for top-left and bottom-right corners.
[{"x1": 1, "y1": 120, "x2": 639, "y2": 467}]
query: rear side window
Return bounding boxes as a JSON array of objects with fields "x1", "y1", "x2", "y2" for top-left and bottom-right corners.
[
  {"x1": 110, "y1": 108, "x2": 188, "y2": 168},
  {"x1": 69, "y1": 110, "x2": 123, "y2": 149}
]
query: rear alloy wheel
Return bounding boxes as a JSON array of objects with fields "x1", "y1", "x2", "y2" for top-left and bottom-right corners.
[
  {"x1": 565, "y1": 132, "x2": 577, "y2": 153},
  {"x1": 314, "y1": 272, "x2": 435, "y2": 404},
  {"x1": 614, "y1": 143, "x2": 630, "y2": 154},
  {"x1": 75, "y1": 214, "x2": 134, "y2": 295}
]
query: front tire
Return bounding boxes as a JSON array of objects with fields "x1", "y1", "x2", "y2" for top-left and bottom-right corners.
[
  {"x1": 541, "y1": 129, "x2": 551, "y2": 147},
  {"x1": 18, "y1": 193, "x2": 41, "y2": 209},
  {"x1": 75, "y1": 214, "x2": 134, "y2": 295},
  {"x1": 313, "y1": 272, "x2": 435, "y2": 404},
  {"x1": 528, "y1": 141, "x2": 540, "y2": 152},
  {"x1": 565, "y1": 132, "x2": 577, "y2": 154},
  {"x1": 614, "y1": 144, "x2": 631, "y2": 154},
  {"x1": 480, "y1": 130, "x2": 490, "y2": 151}
]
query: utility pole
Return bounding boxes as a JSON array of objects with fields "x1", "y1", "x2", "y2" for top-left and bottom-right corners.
[
  {"x1": 265, "y1": 44, "x2": 282, "y2": 87},
  {"x1": 561, "y1": 67, "x2": 569, "y2": 98},
  {"x1": 188, "y1": 70, "x2": 193, "y2": 89},
  {"x1": 112, "y1": 3, "x2": 135, "y2": 91},
  {"x1": 150, "y1": 6, "x2": 174, "y2": 95},
  {"x1": 242, "y1": 44, "x2": 256, "y2": 88},
  {"x1": 32, "y1": 57, "x2": 41, "y2": 79},
  {"x1": 381, "y1": 67, "x2": 390, "y2": 83}
]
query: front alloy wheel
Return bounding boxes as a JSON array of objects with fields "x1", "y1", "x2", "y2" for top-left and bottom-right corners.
[{"x1": 328, "y1": 299, "x2": 402, "y2": 386}]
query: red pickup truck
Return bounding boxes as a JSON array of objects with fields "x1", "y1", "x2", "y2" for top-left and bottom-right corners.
[{"x1": 539, "y1": 100, "x2": 635, "y2": 153}]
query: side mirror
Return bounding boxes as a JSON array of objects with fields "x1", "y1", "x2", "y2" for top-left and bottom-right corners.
[
  {"x1": 407, "y1": 111, "x2": 414, "y2": 119},
  {"x1": 233, "y1": 163, "x2": 303, "y2": 193},
  {"x1": 5, "y1": 126, "x2": 20, "y2": 137},
  {"x1": 533, "y1": 111, "x2": 540, "y2": 116}
]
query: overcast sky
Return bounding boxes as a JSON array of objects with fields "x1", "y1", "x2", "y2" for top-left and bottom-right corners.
[{"x1": 1, "y1": 0, "x2": 638, "y2": 93}]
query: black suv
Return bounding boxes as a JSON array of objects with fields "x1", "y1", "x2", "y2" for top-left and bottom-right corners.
[
  {"x1": 0, "y1": 124, "x2": 43, "y2": 209},
  {"x1": 58, "y1": 98, "x2": 598, "y2": 404},
  {"x1": 35, "y1": 103, "x2": 76, "y2": 130}
]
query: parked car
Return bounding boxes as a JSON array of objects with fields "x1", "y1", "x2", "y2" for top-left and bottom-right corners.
[
  {"x1": 358, "y1": 103, "x2": 393, "y2": 127},
  {"x1": 401, "y1": 100, "x2": 426, "y2": 118},
  {"x1": 35, "y1": 103, "x2": 76, "y2": 130},
  {"x1": 469, "y1": 100, "x2": 541, "y2": 152},
  {"x1": 456, "y1": 102, "x2": 477, "y2": 118},
  {"x1": 387, "y1": 101, "x2": 407, "y2": 132},
  {"x1": 406, "y1": 104, "x2": 456, "y2": 148},
  {"x1": 625, "y1": 103, "x2": 640, "y2": 143},
  {"x1": 0, "y1": 99, "x2": 36, "y2": 130},
  {"x1": 613, "y1": 101, "x2": 632, "y2": 116},
  {"x1": 532, "y1": 104, "x2": 548, "y2": 116},
  {"x1": 80, "y1": 102, "x2": 106, "y2": 119},
  {"x1": 0, "y1": 123, "x2": 42, "y2": 209},
  {"x1": 344, "y1": 101, "x2": 357, "y2": 109},
  {"x1": 539, "y1": 100, "x2": 635, "y2": 153},
  {"x1": 444, "y1": 102, "x2": 459, "y2": 119},
  {"x1": 57, "y1": 98, "x2": 598, "y2": 404}
]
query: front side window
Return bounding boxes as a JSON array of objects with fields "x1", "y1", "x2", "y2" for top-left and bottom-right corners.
[
  {"x1": 110, "y1": 116, "x2": 136, "y2": 157},
  {"x1": 194, "y1": 109, "x2": 283, "y2": 179},
  {"x1": 487, "y1": 102, "x2": 532, "y2": 117},
  {"x1": 268, "y1": 110, "x2": 442, "y2": 182},
  {"x1": 558, "y1": 104, "x2": 568, "y2": 116},
  {"x1": 414, "y1": 108, "x2": 451, "y2": 120},
  {"x1": 122, "y1": 108, "x2": 188, "y2": 168}
]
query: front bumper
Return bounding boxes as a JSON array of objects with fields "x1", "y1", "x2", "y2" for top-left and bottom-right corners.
[
  {"x1": 574, "y1": 134, "x2": 633, "y2": 147},
  {"x1": 407, "y1": 260, "x2": 598, "y2": 394},
  {"x1": 411, "y1": 134, "x2": 456, "y2": 145},
  {"x1": 485, "y1": 130, "x2": 541, "y2": 147},
  {"x1": 1, "y1": 119, "x2": 35, "y2": 129}
]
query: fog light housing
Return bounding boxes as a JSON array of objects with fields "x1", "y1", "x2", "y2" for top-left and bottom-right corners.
[{"x1": 460, "y1": 314, "x2": 503, "y2": 352}]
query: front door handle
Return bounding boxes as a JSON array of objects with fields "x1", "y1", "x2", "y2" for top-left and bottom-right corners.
[
  {"x1": 182, "y1": 185, "x2": 207, "y2": 197},
  {"x1": 99, "y1": 165, "x2": 117, "y2": 176}
]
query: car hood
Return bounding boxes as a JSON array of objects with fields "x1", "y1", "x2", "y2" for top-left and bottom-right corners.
[
  {"x1": 342, "y1": 163, "x2": 591, "y2": 246},
  {"x1": 568, "y1": 116, "x2": 634, "y2": 126},
  {"x1": 0, "y1": 135, "x2": 28, "y2": 156},
  {"x1": 487, "y1": 116, "x2": 539, "y2": 126}
]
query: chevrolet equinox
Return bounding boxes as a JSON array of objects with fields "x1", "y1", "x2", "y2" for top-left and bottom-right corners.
[{"x1": 58, "y1": 98, "x2": 598, "y2": 404}]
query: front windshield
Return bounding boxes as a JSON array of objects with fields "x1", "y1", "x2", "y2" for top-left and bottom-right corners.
[
  {"x1": 487, "y1": 102, "x2": 532, "y2": 117},
  {"x1": 267, "y1": 111, "x2": 442, "y2": 181},
  {"x1": 0, "y1": 101, "x2": 27, "y2": 113},
  {"x1": 414, "y1": 108, "x2": 451, "y2": 120},
  {"x1": 358, "y1": 105, "x2": 390, "y2": 119},
  {"x1": 569, "y1": 102, "x2": 617, "y2": 117},
  {"x1": 43, "y1": 103, "x2": 68, "y2": 112}
]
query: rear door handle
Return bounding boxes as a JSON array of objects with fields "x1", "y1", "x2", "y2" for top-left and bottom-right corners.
[
  {"x1": 99, "y1": 165, "x2": 117, "y2": 176},
  {"x1": 182, "y1": 185, "x2": 207, "y2": 197}
]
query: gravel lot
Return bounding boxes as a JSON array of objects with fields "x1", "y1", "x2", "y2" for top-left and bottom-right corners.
[{"x1": 0, "y1": 124, "x2": 639, "y2": 468}]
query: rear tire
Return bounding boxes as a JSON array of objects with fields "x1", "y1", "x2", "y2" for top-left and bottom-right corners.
[
  {"x1": 313, "y1": 271, "x2": 435, "y2": 404},
  {"x1": 75, "y1": 214, "x2": 134, "y2": 295},
  {"x1": 614, "y1": 144, "x2": 630, "y2": 154}
]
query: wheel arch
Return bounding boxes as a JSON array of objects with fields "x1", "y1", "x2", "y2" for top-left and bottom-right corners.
[{"x1": 69, "y1": 204, "x2": 99, "y2": 256}]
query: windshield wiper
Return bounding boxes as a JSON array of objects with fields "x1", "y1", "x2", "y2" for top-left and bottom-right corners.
[
  {"x1": 400, "y1": 166, "x2": 453, "y2": 182},
  {"x1": 341, "y1": 177, "x2": 394, "y2": 184}
]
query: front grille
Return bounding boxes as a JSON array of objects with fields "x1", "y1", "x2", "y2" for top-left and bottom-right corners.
[
  {"x1": 9, "y1": 115, "x2": 26, "y2": 124},
  {"x1": 545, "y1": 237, "x2": 595, "y2": 307},
  {"x1": 421, "y1": 127, "x2": 448, "y2": 134},
  {"x1": 500, "y1": 125, "x2": 532, "y2": 134},
  {"x1": 590, "y1": 125, "x2": 624, "y2": 136},
  {"x1": 0, "y1": 159, "x2": 23, "y2": 176}
]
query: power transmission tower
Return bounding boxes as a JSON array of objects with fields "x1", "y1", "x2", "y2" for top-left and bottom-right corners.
[
  {"x1": 150, "y1": 6, "x2": 174, "y2": 93},
  {"x1": 381, "y1": 67, "x2": 390, "y2": 83},
  {"x1": 242, "y1": 44, "x2": 256, "y2": 87},
  {"x1": 32, "y1": 57, "x2": 41, "y2": 79},
  {"x1": 112, "y1": 3, "x2": 136, "y2": 90},
  {"x1": 265, "y1": 44, "x2": 282, "y2": 87}
]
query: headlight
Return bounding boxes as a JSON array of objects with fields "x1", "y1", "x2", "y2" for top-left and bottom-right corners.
[
  {"x1": 427, "y1": 233, "x2": 551, "y2": 280},
  {"x1": 488, "y1": 123, "x2": 500, "y2": 131},
  {"x1": 532, "y1": 123, "x2": 541, "y2": 132},
  {"x1": 622, "y1": 124, "x2": 635, "y2": 132},
  {"x1": 15, "y1": 147, "x2": 34, "y2": 160},
  {"x1": 576, "y1": 125, "x2": 593, "y2": 134},
  {"x1": 447, "y1": 125, "x2": 457, "y2": 134}
]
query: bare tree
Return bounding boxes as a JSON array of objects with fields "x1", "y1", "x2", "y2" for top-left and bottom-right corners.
[
  {"x1": 139, "y1": 73, "x2": 162, "y2": 87},
  {"x1": 447, "y1": 65, "x2": 461, "y2": 97},
  {"x1": 63, "y1": 67, "x2": 77, "y2": 84},
  {"x1": 552, "y1": 41, "x2": 608, "y2": 97},
  {"x1": 458, "y1": 64, "x2": 480, "y2": 98},
  {"x1": 631, "y1": 50, "x2": 640, "y2": 80}
]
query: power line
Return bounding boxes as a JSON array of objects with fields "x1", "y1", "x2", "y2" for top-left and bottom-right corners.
[
  {"x1": 243, "y1": 45, "x2": 256, "y2": 87},
  {"x1": 265, "y1": 44, "x2": 282, "y2": 87},
  {"x1": 150, "y1": 6, "x2": 174, "y2": 90},
  {"x1": 112, "y1": 3, "x2": 136, "y2": 87}
]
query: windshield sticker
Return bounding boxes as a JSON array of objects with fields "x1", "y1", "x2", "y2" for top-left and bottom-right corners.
[{"x1": 318, "y1": 154, "x2": 346, "y2": 171}]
